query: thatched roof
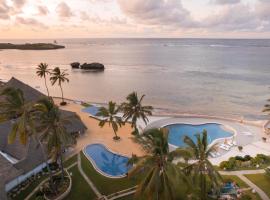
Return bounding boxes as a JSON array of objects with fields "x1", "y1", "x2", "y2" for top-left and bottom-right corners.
[
  {"x1": 0, "y1": 77, "x2": 46, "y2": 103},
  {"x1": 0, "y1": 77, "x2": 87, "y2": 198},
  {"x1": 0, "y1": 121, "x2": 43, "y2": 182}
]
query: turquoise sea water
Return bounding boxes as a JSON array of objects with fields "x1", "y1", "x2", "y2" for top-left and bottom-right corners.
[
  {"x1": 84, "y1": 144, "x2": 131, "y2": 177},
  {"x1": 0, "y1": 38, "x2": 269, "y2": 119},
  {"x1": 166, "y1": 123, "x2": 233, "y2": 147}
]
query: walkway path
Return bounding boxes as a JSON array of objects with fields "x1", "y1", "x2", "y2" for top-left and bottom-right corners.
[
  {"x1": 219, "y1": 169, "x2": 265, "y2": 175},
  {"x1": 77, "y1": 153, "x2": 103, "y2": 198},
  {"x1": 219, "y1": 170, "x2": 269, "y2": 200}
]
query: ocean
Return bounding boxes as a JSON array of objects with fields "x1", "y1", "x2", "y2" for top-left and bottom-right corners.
[{"x1": 0, "y1": 38, "x2": 269, "y2": 120}]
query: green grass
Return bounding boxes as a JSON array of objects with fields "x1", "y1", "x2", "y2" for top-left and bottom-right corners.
[
  {"x1": 65, "y1": 165, "x2": 96, "y2": 200},
  {"x1": 63, "y1": 154, "x2": 77, "y2": 168},
  {"x1": 245, "y1": 174, "x2": 270, "y2": 198},
  {"x1": 81, "y1": 102, "x2": 92, "y2": 107},
  {"x1": 222, "y1": 175, "x2": 249, "y2": 188},
  {"x1": 80, "y1": 152, "x2": 141, "y2": 195},
  {"x1": 222, "y1": 175, "x2": 261, "y2": 200},
  {"x1": 117, "y1": 194, "x2": 135, "y2": 200}
]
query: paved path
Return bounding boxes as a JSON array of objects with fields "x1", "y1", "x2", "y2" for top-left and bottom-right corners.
[
  {"x1": 238, "y1": 174, "x2": 269, "y2": 200},
  {"x1": 219, "y1": 169, "x2": 265, "y2": 175},
  {"x1": 219, "y1": 169, "x2": 269, "y2": 200},
  {"x1": 77, "y1": 153, "x2": 102, "y2": 198}
]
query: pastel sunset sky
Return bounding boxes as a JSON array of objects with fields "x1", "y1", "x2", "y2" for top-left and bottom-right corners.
[{"x1": 0, "y1": 0, "x2": 270, "y2": 38}]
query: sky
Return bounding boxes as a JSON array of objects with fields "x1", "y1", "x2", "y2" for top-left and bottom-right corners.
[{"x1": 0, "y1": 0, "x2": 270, "y2": 39}]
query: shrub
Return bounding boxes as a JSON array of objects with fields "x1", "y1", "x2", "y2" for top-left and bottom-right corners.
[
  {"x1": 244, "y1": 155, "x2": 251, "y2": 161},
  {"x1": 238, "y1": 146, "x2": 243, "y2": 151},
  {"x1": 240, "y1": 194, "x2": 252, "y2": 200}
]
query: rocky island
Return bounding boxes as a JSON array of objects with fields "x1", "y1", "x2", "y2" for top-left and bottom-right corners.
[
  {"x1": 0, "y1": 43, "x2": 65, "y2": 50},
  {"x1": 70, "y1": 62, "x2": 105, "y2": 71}
]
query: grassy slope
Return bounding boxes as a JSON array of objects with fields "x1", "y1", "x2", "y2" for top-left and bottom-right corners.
[
  {"x1": 245, "y1": 174, "x2": 270, "y2": 198},
  {"x1": 65, "y1": 165, "x2": 96, "y2": 200},
  {"x1": 80, "y1": 152, "x2": 140, "y2": 195},
  {"x1": 222, "y1": 175, "x2": 261, "y2": 200}
]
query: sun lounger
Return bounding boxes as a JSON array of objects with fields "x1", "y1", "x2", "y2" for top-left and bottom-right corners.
[
  {"x1": 210, "y1": 152, "x2": 217, "y2": 158},
  {"x1": 216, "y1": 152, "x2": 221, "y2": 156},
  {"x1": 220, "y1": 144, "x2": 230, "y2": 151},
  {"x1": 227, "y1": 141, "x2": 234, "y2": 147}
]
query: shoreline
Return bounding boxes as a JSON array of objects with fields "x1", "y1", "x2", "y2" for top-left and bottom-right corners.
[{"x1": 53, "y1": 96, "x2": 267, "y2": 129}]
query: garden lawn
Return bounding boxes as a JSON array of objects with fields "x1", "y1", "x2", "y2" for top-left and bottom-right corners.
[
  {"x1": 63, "y1": 154, "x2": 77, "y2": 168},
  {"x1": 80, "y1": 152, "x2": 141, "y2": 195},
  {"x1": 245, "y1": 174, "x2": 270, "y2": 198},
  {"x1": 65, "y1": 165, "x2": 96, "y2": 200},
  {"x1": 222, "y1": 175, "x2": 261, "y2": 200}
]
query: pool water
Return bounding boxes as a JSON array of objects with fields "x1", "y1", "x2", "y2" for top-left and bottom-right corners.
[
  {"x1": 82, "y1": 105, "x2": 100, "y2": 116},
  {"x1": 84, "y1": 144, "x2": 131, "y2": 177},
  {"x1": 166, "y1": 123, "x2": 233, "y2": 148}
]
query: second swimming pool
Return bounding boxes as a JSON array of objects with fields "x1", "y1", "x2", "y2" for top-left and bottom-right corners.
[{"x1": 165, "y1": 123, "x2": 234, "y2": 148}]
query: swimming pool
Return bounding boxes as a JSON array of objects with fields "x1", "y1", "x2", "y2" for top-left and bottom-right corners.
[
  {"x1": 165, "y1": 123, "x2": 234, "y2": 148},
  {"x1": 84, "y1": 144, "x2": 131, "y2": 178},
  {"x1": 82, "y1": 105, "x2": 100, "y2": 116}
]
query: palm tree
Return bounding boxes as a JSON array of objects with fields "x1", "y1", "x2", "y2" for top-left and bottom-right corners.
[
  {"x1": 182, "y1": 130, "x2": 222, "y2": 200},
  {"x1": 121, "y1": 92, "x2": 153, "y2": 135},
  {"x1": 34, "y1": 98, "x2": 74, "y2": 180},
  {"x1": 128, "y1": 128, "x2": 190, "y2": 200},
  {"x1": 96, "y1": 101, "x2": 124, "y2": 140},
  {"x1": 263, "y1": 99, "x2": 270, "y2": 116},
  {"x1": 0, "y1": 87, "x2": 35, "y2": 145},
  {"x1": 0, "y1": 89, "x2": 58, "y2": 191},
  {"x1": 36, "y1": 63, "x2": 51, "y2": 96},
  {"x1": 50, "y1": 67, "x2": 69, "y2": 105}
]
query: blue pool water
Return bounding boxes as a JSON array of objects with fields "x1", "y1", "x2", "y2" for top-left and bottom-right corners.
[
  {"x1": 84, "y1": 144, "x2": 131, "y2": 177},
  {"x1": 82, "y1": 105, "x2": 100, "y2": 116},
  {"x1": 166, "y1": 123, "x2": 233, "y2": 148}
]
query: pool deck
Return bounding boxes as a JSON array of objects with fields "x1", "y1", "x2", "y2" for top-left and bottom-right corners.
[
  {"x1": 55, "y1": 98, "x2": 270, "y2": 166},
  {"x1": 139, "y1": 116, "x2": 270, "y2": 165}
]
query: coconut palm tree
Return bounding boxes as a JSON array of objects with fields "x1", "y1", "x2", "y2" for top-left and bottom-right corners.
[
  {"x1": 128, "y1": 128, "x2": 190, "y2": 200},
  {"x1": 0, "y1": 87, "x2": 35, "y2": 145},
  {"x1": 50, "y1": 67, "x2": 69, "y2": 105},
  {"x1": 182, "y1": 130, "x2": 222, "y2": 200},
  {"x1": 36, "y1": 63, "x2": 51, "y2": 96},
  {"x1": 96, "y1": 101, "x2": 124, "y2": 140},
  {"x1": 121, "y1": 92, "x2": 153, "y2": 135},
  {"x1": 34, "y1": 98, "x2": 74, "y2": 180},
  {"x1": 263, "y1": 99, "x2": 270, "y2": 115}
]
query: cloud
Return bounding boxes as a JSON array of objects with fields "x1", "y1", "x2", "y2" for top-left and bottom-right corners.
[
  {"x1": 37, "y1": 5, "x2": 49, "y2": 16},
  {"x1": 15, "y1": 16, "x2": 47, "y2": 28},
  {"x1": 56, "y1": 2, "x2": 73, "y2": 18},
  {"x1": 12, "y1": 0, "x2": 27, "y2": 9},
  {"x1": 203, "y1": 4, "x2": 260, "y2": 31},
  {"x1": 117, "y1": 0, "x2": 198, "y2": 28},
  {"x1": 211, "y1": 0, "x2": 240, "y2": 5},
  {"x1": 0, "y1": 0, "x2": 10, "y2": 19}
]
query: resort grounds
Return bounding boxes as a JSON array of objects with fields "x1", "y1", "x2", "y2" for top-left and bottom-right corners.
[
  {"x1": 7, "y1": 97, "x2": 270, "y2": 200},
  {"x1": 33, "y1": 98, "x2": 270, "y2": 200}
]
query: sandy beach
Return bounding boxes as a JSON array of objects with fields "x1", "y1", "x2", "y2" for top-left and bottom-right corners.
[{"x1": 54, "y1": 98, "x2": 146, "y2": 157}]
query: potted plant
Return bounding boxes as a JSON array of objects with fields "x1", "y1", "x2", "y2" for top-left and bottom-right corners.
[{"x1": 238, "y1": 146, "x2": 243, "y2": 152}]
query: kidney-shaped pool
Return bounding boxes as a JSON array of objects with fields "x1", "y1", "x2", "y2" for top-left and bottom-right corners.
[
  {"x1": 84, "y1": 144, "x2": 131, "y2": 178},
  {"x1": 165, "y1": 123, "x2": 234, "y2": 148}
]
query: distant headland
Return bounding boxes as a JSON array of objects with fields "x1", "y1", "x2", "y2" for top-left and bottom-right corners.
[{"x1": 0, "y1": 43, "x2": 65, "y2": 50}]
